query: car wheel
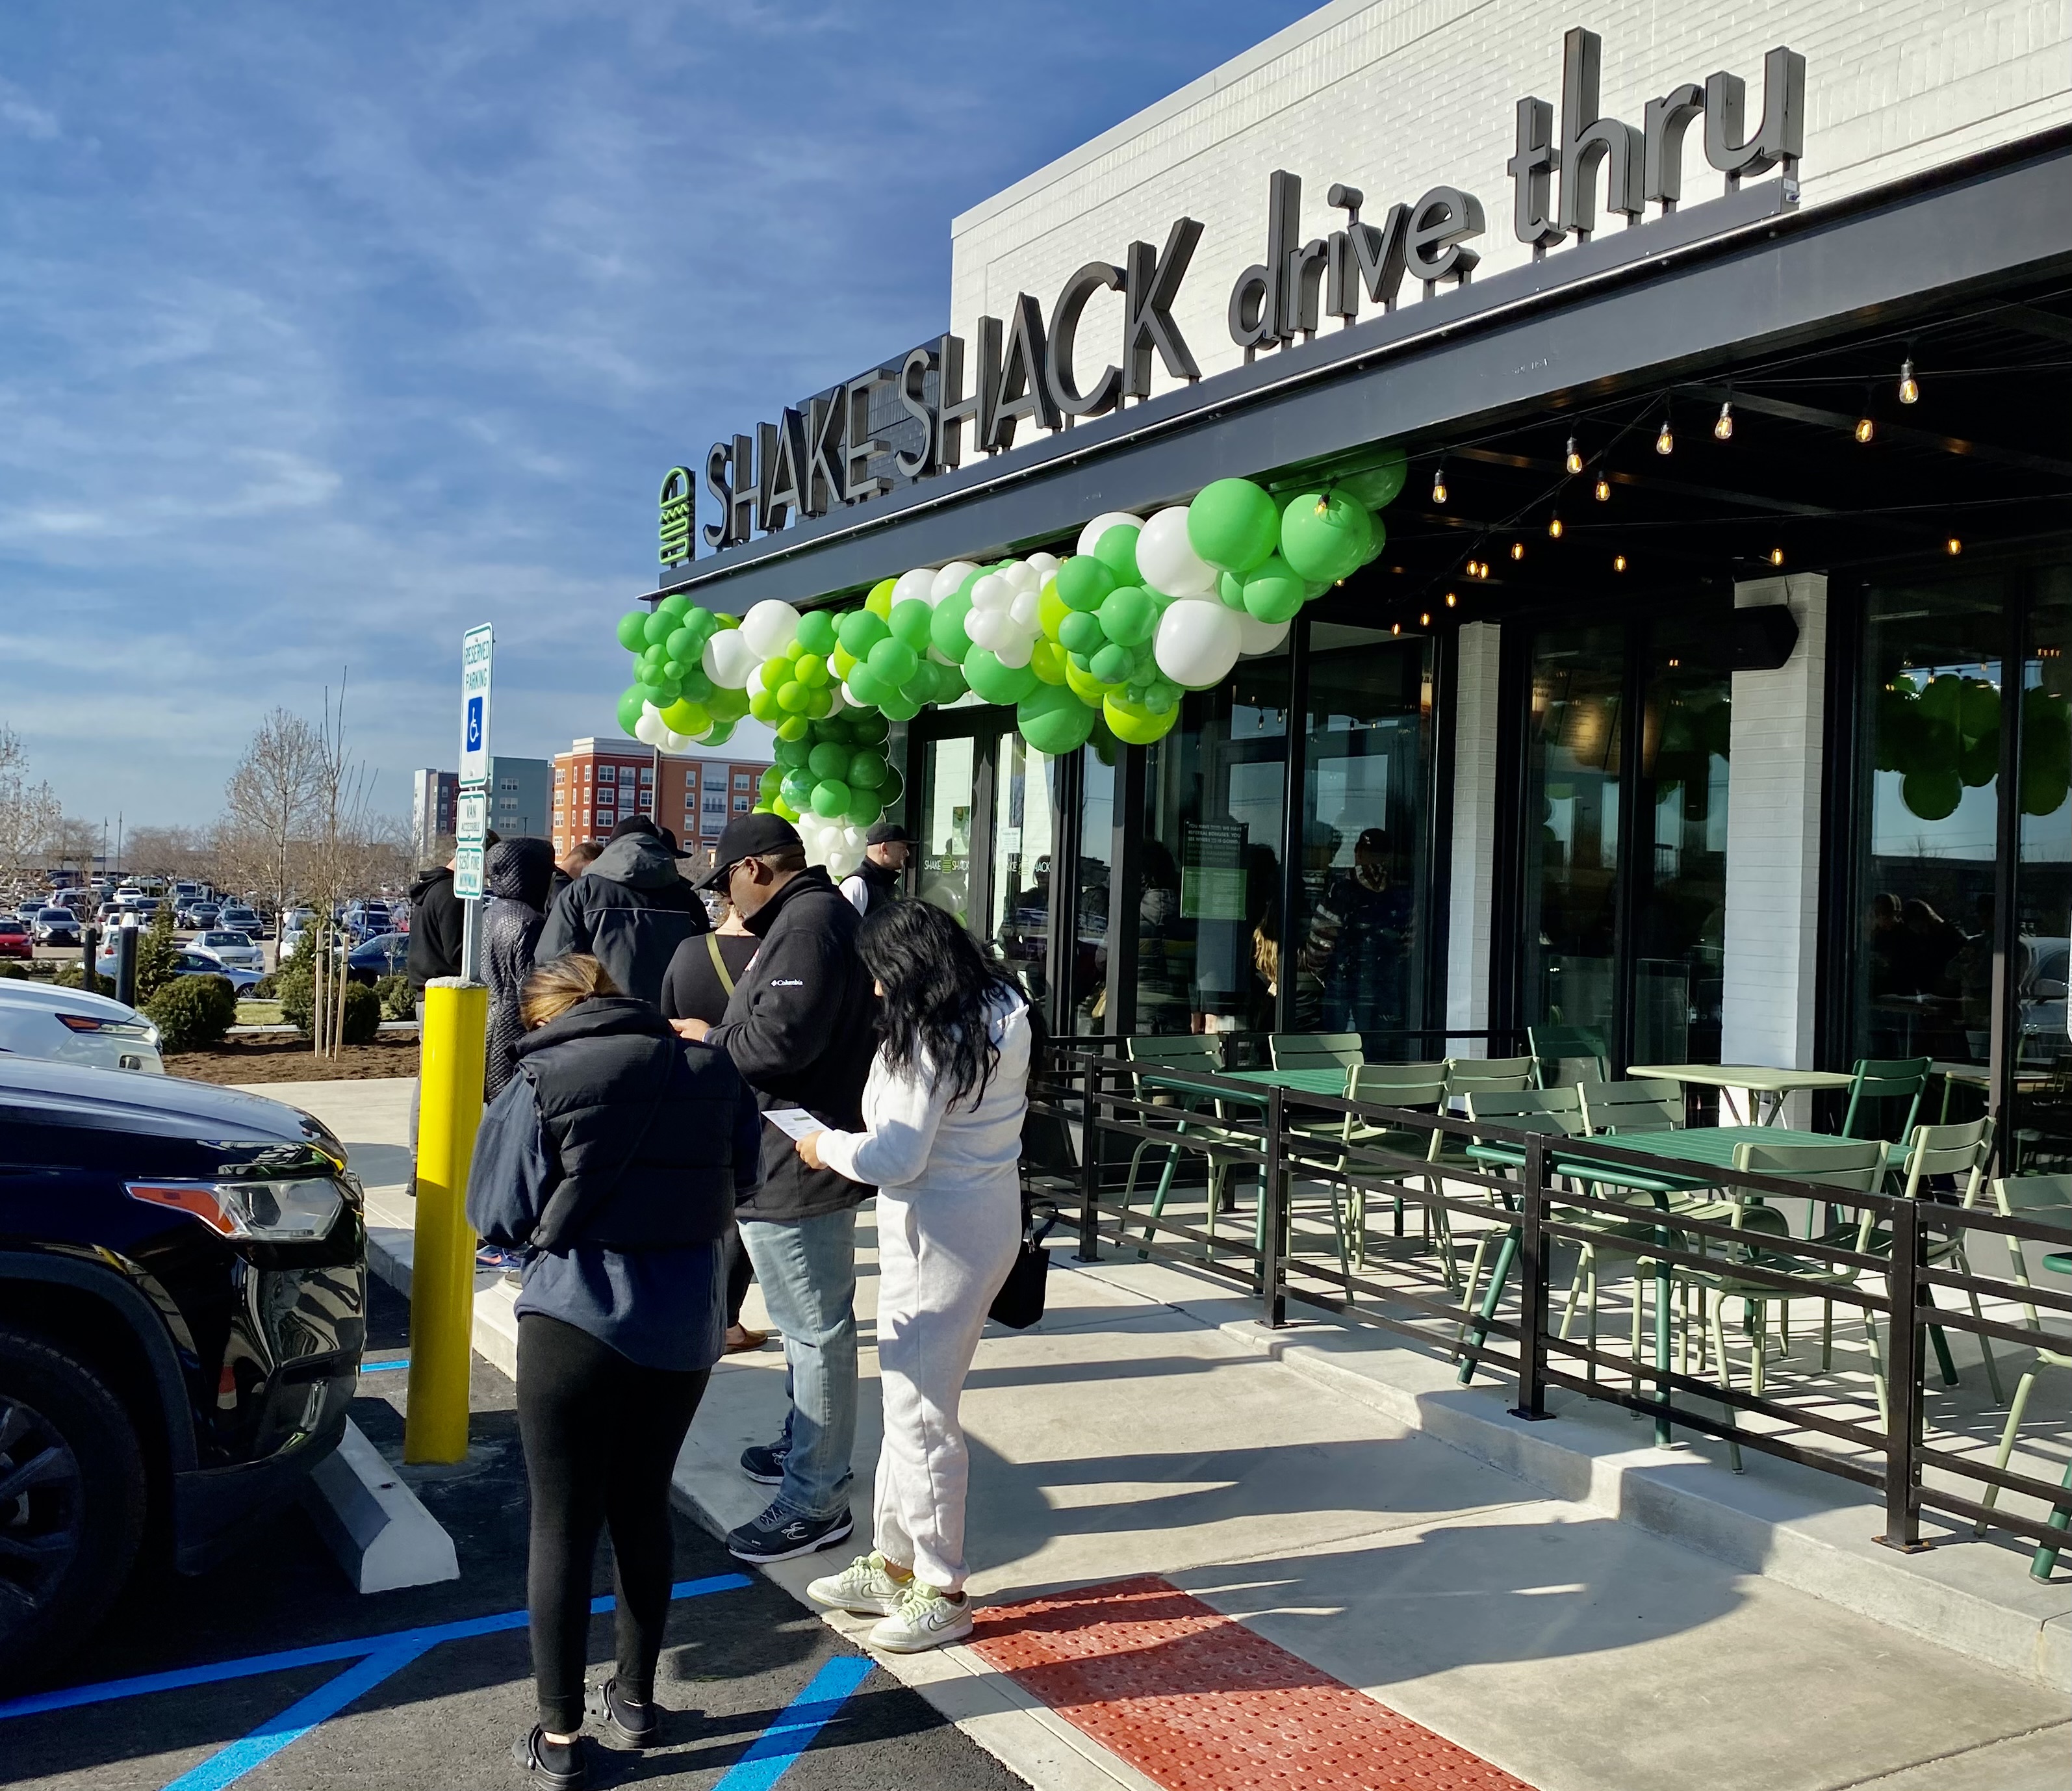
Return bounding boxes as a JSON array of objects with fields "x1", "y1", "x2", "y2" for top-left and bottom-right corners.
[{"x1": 0, "y1": 1328, "x2": 147, "y2": 1681}]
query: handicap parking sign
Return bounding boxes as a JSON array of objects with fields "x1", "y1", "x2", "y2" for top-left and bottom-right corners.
[
  {"x1": 465, "y1": 696, "x2": 483, "y2": 754},
  {"x1": 459, "y1": 625, "x2": 492, "y2": 787}
]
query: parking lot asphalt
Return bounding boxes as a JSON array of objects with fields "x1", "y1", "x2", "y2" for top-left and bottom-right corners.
[{"x1": 4, "y1": 1278, "x2": 1027, "y2": 1791}]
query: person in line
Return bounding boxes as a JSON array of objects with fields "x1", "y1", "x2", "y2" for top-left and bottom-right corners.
[
  {"x1": 672, "y1": 813, "x2": 878, "y2": 1565},
  {"x1": 549, "y1": 838, "x2": 603, "y2": 907},
  {"x1": 538, "y1": 815, "x2": 708, "y2": 1007},
  {"x1": 800, "y1": 901, "x2": 1029, "y2": 1653},
  {"x1": 477, "y1": 836, "x2": 558, "y2": 1275},
  {"x1": 838, "y1": 820, "x2": 911, "y2": 916},
  {"x1": 468, "y1": 954, "x2": 761, "y2": 1791},
  {"x1": 404, "y1": 829, "x2": 497, "y2": 1161},
  {"x1": 660, "y1": 887, "x2": 770, "y2": 1355}
]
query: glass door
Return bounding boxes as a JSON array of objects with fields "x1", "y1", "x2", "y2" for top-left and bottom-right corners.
[{"x1": 915, "y1": 735, "x2": 977, "y2": 922}]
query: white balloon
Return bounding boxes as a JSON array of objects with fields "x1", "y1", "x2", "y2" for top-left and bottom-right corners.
[
  {"x1": 739, "y1": 599, "x2": 800, "y2": 658},
  {"x1": 1009, "y1": 589, "x2": 1041, "y2": 628},
  {"x1": 930, "y1": 561, "x2": 978, "y2": 602},
  {"x1": 1137, "y1": 505, "x2": 1219, "y2": 597},
  {"x1": 702, "y1": 629, "x2": 758, "y2": 688},
  {"x1": 824, "y1": 682, "x2": 846, "y2": 714},
  {"x1": 966, "y1": 609, "x2": 1007, "y2": 651},
  {"x1": 994, "y1": 632, "x2": 1034, "y2": 669},
  {"x1": 1236, "y1": 613, "x2": 1292, "y2": 656},
  {"x1": 970, "y1": 572, "x2": 1013, "y2": 610},
  {"x1": 1026, "y1": 551, "x2": 1060, "y2": 578},
  {"x1": 841, "y1": 824, "x2": 868, "y2": 853},
  {"x1": 633, "y1": 710, "x2": 665, "y2": 746},
  {"x1": 662, "y1": 729, "x2": 691, "y2": 753},
  {"x1": 893, "y1": 567, "x2": 936, "y2": 608},
  {"x1": 1154, "y1": 598, "x2": 1244, "y2": 689},
  {"x1": 841, "y1": 679, "x2": 871, "y2": 708},
  {"x1": 1077, "y1": 511, "x2": 1142, "y2": 558},
  {"x1": 1003, "y1": 560, "x2": 1040, "y2": 593}
]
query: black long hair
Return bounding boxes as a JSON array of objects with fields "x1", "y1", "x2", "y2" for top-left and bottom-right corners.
[{"x1": 858, "y1": 899, "x2": 1021, "y2": 1109}]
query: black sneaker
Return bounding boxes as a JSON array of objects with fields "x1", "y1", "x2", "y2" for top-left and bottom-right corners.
[
  {"x1": 584, "y1": 1678, "x2": 657, "y2": 1750},
  {"x1": 739, "y1": 1442, "x2": 788, "y2": 1486},
  {"x1": 511, "y1": 1726, "x2": 585, "y2": 1789},
  {"x1": 726, "y1": 1501, "x2": 852, "y2": 1564}
]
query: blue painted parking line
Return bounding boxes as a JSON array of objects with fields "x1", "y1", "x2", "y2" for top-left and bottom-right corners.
[
  {"x1": 357, "y1": 1356, "x2": 408, "y2": 1372},
  {"x1": 713, "y1": 1655, "x2": 875, "y2": 1791}
]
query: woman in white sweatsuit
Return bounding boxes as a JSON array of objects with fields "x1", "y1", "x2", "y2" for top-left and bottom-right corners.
[{"x1": 794, "y1": 897, "x2": 1029, "y2": 1653}]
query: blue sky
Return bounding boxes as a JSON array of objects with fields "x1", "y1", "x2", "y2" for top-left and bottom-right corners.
[{"x1": 0, "y1": 1, "x2": 1307, "y2": 831}]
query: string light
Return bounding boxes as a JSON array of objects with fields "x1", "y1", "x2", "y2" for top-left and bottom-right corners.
[
  {"x1": 1854, "y1": 411, "x2": 1874, "y2": 444},
  {"x1": 1548, "y1": 513, "x2": 1564, "y2": 539},
  {"x1": 1431, "y1": 463, "x2": 1448, "y2": 505},
  {"x1": 1714, "y1": 400, "x2": 1734, "y2": 441},
  {"x1": 1947, "y1": 535, "x2": 1963, "y2": 556},
  {"x1": 1899, "y1": 351, "x2": 1919, "y2": 406},
  {"x1": 1565, "y1": 436, "x2": 1583, "y2": 474},
  {"x1": 1510, "y1": 541, "x2": 1524, "y2": 560},
  {"x1": 1419, "y1": 612, "x2": 1432, "y2": 626},
  {"x1": 1391, "y1": 621, "x2": 1402, "y2": 635},
  {"x1": 1655, "y1": 419, "x2": 1674, "y2": 456},
  {"x1": 1613, "y1": 554, "x2": 1628, "y2": 572},
  {"x1": 1313, "y1": 494, "x2": 1331, "y2": 517},
  {"x1": 1769, "y1": 547, "x2": 1785, "y2": 566},
  {"x1": 1444, "y1": 591, "x2": 1457, "y2": 607},
  {"x1": 1593, "y1": 475, "x2": 1611, "y2": 502}
]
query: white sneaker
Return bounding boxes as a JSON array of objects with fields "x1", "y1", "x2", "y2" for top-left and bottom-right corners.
[
  {"x1": 806, "y1": 1551, "x2": 908, "y2": 1617},
  {"x1": 867, "y1": 1581, "x2": 974, "y2": 1653}
]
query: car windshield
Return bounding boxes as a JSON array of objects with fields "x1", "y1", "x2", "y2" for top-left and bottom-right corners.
[
  {"x1": 0, "y1": 922, "x2": 22, "y2": 934},
  {"x1": 37, "y1": 910, "x2": 71, "y2": 921}
]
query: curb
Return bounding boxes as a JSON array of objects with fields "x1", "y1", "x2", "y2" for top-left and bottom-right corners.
[{"x1": 300, "y1": 1417, "x2": 460, "y2": 1595}]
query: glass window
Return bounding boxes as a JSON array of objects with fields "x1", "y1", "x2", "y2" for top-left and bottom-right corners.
[
  {"x1": 1073, "y1": 748, "x2": 1117, "y2": 1034},
  {"x1": 1293, "y1": 626, "x2": 1431, "y2": 1048},
  {"x1": 988, "y1": 733, "x2": 1058, "y2": 1006},
  {"x1": 917, "y1": 736, "x2": 975, "y2": 922},
  {"x1": 2013, "y1": 569, "x2": 2072, "y2": 1168}
]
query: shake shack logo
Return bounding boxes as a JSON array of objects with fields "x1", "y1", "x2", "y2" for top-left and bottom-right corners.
[{"x1": 666, "y1": 27, "x2": 1803, "y2": 568}]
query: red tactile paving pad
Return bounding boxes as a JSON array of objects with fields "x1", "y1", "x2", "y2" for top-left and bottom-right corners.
[{"x1": 967, "y1": 1575, "x2": 1532, "y2": 1791}]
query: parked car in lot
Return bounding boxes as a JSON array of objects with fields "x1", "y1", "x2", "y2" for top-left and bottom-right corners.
[
  {"x1": 191, "y1": 929, "x2": 264, "y2": 971},
  {"x1": 343, "y1": 931, "x2": 411, "y2": 985},
  {"x1": 179, "y1": 902, "x2": 220, "y2": 931},
  {"x1": 0, "y1": 979, "x2": 164, "y2": 1073},
  {"x1": 0, "y1": 1056, "x2": 366, "y2": 1675},
  {"x1": 14, "y1": 901, "x2": 42, "y2": 925},
  {"x1": 33, "y1": 907, "x2": 83, "y2": 947},
  {"x1": 94, "y1": 942, "x2": 264, "y2": 993},
  {"x1": 0, "y1": 918, "x2": 32, "y2": 962},
  {"x1": 219, "y1": 903, "x2": 264, "y2": 938}
]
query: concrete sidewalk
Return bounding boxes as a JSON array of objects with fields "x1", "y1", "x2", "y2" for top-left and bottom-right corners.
[{"x1": 269, "y1": 1076, "x2": 2071, "y2": 1791}]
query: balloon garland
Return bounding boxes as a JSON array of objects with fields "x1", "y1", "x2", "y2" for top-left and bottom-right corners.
[
  {"x1": 610, "y1": 448, "x2": 1407, "y2": 873},
  {"x1": 1873, "y1": 671, "x2": 2070, "y2": 821}
]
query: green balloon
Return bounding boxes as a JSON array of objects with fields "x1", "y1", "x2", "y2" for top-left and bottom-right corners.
[
  {"x1": 658, "y1": 593, "x2": 691, "y2": 621},
  {"x1": 1089, "y1": 641, "x2": 1133, "y2": 684},
  {"x1": 617, "y1": 609, "x2": 651, "y2": 651},
  {"x1": 616, "y1": 687, "x2": 645, "y2": 734},
  {"x1": 676, "y1": 665, "x2": 714, "y2": 704},
  {"x1": 930, "y1": 590, "x2": 975, "y2": 662},
  {"x1": 758, "y1": 766, "x2": 784, "y2": 799},
  {"x1": 1017, "y1": 683, "x2": 1097, "y2": 756},
  {"x1": 808, "y1": 741, "x2": 849, "y2": 779},
  {"x1": 1902, "y1": 766, "x2": 1963, "y2": 821},
  {"x1": 901, "y1": 663, "x2": 941, "y2": 706},
  {"x1": 878, "y1": 688, "x2": 923, "y2": 722},
  {"x1": 1336, "y1": 446, "x2": 1408, "y2": 510},
  {"x1": 845, "y1": 664, "x2": 890, "y2": 708},
  {"x1": 964, "y1": 646, "x2": 1040, "y2": 706},
  {"x1": 838, "y1": 610, "x2": 891, "y2": 656},
  {"x1": 1959, "y1": 733, "x2": 1999, "y2": 788},
  {"x1": 1058, "y1": 610, "x2": 1107, "y2": 656},
  {"x1": 848, "y1": 749, "x2": 887, "y2": 789},
  {"x1": 1956, "y1": 677, "x2": 1999, "y2": 743},
  {"x1": 1054, "y1": 556, "x2": 1116, "y2": 613},
  {"x1": 660, "y1": 698, "x2": 709, "y2": 735},
  {"x1": 1919, "y1": 673, "x2": 1963, "y2": 727},
  {"x1": 705, "y1": 684, "x2": 749, "y2": 723},
  {"x1": 845, "y1": 787, "x2": 884, "y2": 827},
  {"x1": 867, "y1": 637, "x2": 919, "y2": 685},
  {"x1": 780, "y1": 769, "x2": 816, "y2": 810},
  {"x1": 1094, "y1": 524, "x2": 1141, "y2": 586},
  {"x1": 1186, "y1": 478, "x2": 1279, "y2": 574},
  {"x1": 643, "y1": 608, "x2": 675, "y2": 645},
  {"x1": 815, "y1": 714, "x2": 853, "y2": 745},
  {"x1": 665, "y1": 625, "x2": 698, "y2": 662},
  {"x1": 889, "y1": 597, "x2": 934, "y2": 650},
  {"x1": 1243, "y1": 554, "x2": 1307, "y2": 623},
  {"x1": 877, "y1": 766, "x2": 904, "y2": 809},
  {"x1": 2023, "y1": 756, "x2": 2070, "y2": 816},
  {"x1": 795, "y1": 610, "x2": 838, "y2": 656},
  {"x1": 848, "y1": 709, "x2": 889, "y2": 745},
  {"x1": 1098, "y1": 584, "x2": 1157, "y2": 647},
  {"x1": 704, "y1": 717, "x2": 735, "y2": 748},
  {"x1": 1216, "y1": 571, "x2": 1247, "y2": 612},
  {"x1": 934, "y1": 665, "x2": 969, "y2": 702},
  {"x1": 1279, "y1": 491, "x2": 1374, "y2": 585},
  {"x1": 811, "y1": 779, "x2": 851, "y2": 818}
]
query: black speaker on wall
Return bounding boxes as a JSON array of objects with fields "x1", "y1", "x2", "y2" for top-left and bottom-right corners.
[{"x1": 1726, "y1": 604, "x2": 1799, "y2": 671}]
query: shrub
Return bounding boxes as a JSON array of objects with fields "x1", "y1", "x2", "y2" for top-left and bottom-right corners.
[
  {"x1": 133, "y1": 905, "x2": 181, "y2": 1003},
  {"x1": 375, "y1": 973, "x2": 415, "y2": 1021},
  {"x1": 277, "y1": 957, "x2": 316, "y2": 1035},
  {"x1": 248, "y1": 972, "x2": 279, "y2": 999},
  {"x1": 146, "y1": 974, "x2": 238, "y2": 1053},
  {"x1": 340, "y1": 980, "x2": 381, "y2": 1044},
  {"x1": 0, "y1": 962, "x2": 25, "y2": 981},
  {"x1": 51, "y1": 962, "x2": 84, "y2": 989}
]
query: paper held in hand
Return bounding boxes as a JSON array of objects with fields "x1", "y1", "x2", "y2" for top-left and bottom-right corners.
[{"x1": 763, "y1": 1107, "x2": 820, "y2": 1142}]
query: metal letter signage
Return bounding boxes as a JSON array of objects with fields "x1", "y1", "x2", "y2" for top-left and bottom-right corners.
[{"x1": 665, "y1": 25, "x2": 1804, "y2": 569}]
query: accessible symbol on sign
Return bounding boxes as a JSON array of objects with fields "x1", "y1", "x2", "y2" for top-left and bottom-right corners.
[{"x1": 454, "y1": 793, "x2": 488, "y2": 901}]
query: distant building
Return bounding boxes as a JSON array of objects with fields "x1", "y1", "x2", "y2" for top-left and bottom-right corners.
[
  {"x1": 552, "y1": 737, "x2": 770, "y2": 862},
  {"x1": 410, "y1": 769, "x2": 457, "y2": 862},
  {"x1": 415, "y1": 756, "x2": 552, "y2": 863}
]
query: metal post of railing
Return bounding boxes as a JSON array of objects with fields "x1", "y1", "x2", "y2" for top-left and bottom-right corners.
[
  {"x1": 1510, "y1": 1133, "x2": 1553, "y2": 1421},
  {"x1": 81, "y1": 925, "x2": 99, "y2": 995},
  {"x1": 114, "y1": 921, "x2": 138, "y2": 1009},
  {"x1": 1877, "y1": 1197, "x2": 1928, "y2": 1552},
  {"x1": 1075, "y1": 1050, "x2": 1101, "y2": 1263},
  {"x1": 1259, "y1": 1083, "x2": 1286, "y2": 1329}
]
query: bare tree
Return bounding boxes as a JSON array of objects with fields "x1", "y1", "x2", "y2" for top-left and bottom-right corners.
[
  {"x1": 45, "y1": 817, "x2": 101, "y2": 879},
  {"x1": 220, "y1": 710, "x2": 325, "y2": 914},
  {"x1": 0, "y1": 726, "x2": 62, "y2": 890},
  {"x1": 124, "y1": 825, "x2": 216, "y2": 883}
]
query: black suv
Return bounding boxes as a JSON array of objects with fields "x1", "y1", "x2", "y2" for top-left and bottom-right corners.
[{"x1": 0, "y1": 1058, "x2": 367, "y2": 1681}]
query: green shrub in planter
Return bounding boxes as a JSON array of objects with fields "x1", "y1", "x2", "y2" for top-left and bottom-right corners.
[
  {"x1": 340, "y1": 980, "x2": 381, "y2": 1045},
  {"x1": 248, "y1": 972, "x2": 279, "y2": 999},
  {"x1": 374, "y1": 973, "x2": 415, "y2": 1021},
  {"x1": 146, "y1": 974, "x2": 238, "y2": 1053},
  {"x1": 277, "y1": 956, "x2": 316, "y2": 1035}
]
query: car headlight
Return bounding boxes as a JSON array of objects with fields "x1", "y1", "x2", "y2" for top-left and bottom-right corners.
[{"x1": 126, "y1": 1177, "x2": 346, "y2": 1241}]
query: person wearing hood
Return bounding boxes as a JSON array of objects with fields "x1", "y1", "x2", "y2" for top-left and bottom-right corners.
[
  {"x1": 468, "y1": 953, "x2": 762, "y2": 1790},
  {"x1": 670, "y1": 813, "x2": 878, "y2": 1566},
  {"x1": 483, "y1": 837, "x2": 557, "y2": 1102},
  {"x1": 537, "y1": 816, "x2": 708, "y2": 1007}
]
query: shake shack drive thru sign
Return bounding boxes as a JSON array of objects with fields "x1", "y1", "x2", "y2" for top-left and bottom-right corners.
[{"x1": 664, "y1": 26, "x2": 1804, "y2": 569}]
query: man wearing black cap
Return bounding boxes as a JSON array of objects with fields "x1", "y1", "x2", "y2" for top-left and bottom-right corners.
[
  {"x1": 838, "y1": 820, "x2": 910, "y2": 917},
  {"x1": 674, "y1": 812, "x2": 878, "y2": 1563},
  {"x1": 537, "y1": 813, "x2": 708, "y2": 1007}
]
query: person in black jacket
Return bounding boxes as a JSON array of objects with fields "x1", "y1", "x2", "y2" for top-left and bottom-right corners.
[
  {"x1": 468, "y1": 953, "x2": 761, "y2": 1791},
  {"x1": 537, "y1": 816, "x2": 707, "y2": 1007},
  {"x1": 837, "y1": 821, "x2": 910, "y2": 916},
  {"x1": 405, "y1": 834, "x2": 496, "y2": 990},
  {"x1": 672, "y1": 813, "x2": 878, "y2": 1565},
  {"x1": 482, "y1": 838, "x2": 556, "y2": 1102}
]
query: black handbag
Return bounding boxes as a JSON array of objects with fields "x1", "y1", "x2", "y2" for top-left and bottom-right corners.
[{"x1": 988, "y1": 1202, "x2": 1058, "y2": 1330}]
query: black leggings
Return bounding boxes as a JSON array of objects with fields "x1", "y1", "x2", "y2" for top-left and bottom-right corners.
[
  {"x1": 725, "y1": 1223, "x2": 754, "y2": 1328},
  {"x1": 515, "y1": 1314, "x2": 710, "y2": 1733}
]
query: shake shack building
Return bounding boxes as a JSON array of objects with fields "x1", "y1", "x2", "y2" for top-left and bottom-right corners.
[{"x1": 642, "y1": 4, "x2": 2072, "y2": 1166}]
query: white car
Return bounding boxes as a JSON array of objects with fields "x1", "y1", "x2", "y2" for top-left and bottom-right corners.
[
  {"x1": 192, "y1": 929, "x2": 264, "y2": 970},
  {"x1": 0, "y1": 980, "x2": 164, "y2": 1073}
]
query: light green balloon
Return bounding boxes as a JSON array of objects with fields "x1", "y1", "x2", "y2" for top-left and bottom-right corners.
[{"x1": 811, "y1": 779, "x2": 852, "y2": 818}]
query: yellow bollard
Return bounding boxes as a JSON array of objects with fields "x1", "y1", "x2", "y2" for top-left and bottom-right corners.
[{"x1": 405, "y1": 976, "x2": 488, "y2": 1464}]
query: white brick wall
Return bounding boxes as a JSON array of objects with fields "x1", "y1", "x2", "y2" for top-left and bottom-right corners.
[
  {"x1": 1447, "y1": 621, "x2": 1503, "y2": 1037},
  {"x1": 951, "y1": 1, "x2": 2072, "y2": 400},
  {"x1": 1722, "y1": 574, "x2": 1828, "y2": 1103}
]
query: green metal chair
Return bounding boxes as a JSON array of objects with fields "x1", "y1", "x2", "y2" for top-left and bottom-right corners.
[
  {"x1": 1528, "y1": 1023, "x2": 1611, "y2": 1089},
  {"x1": 1270, "y1": 1032, "x2": 1364, "y2": 1072},
  {"x1": 1119, "y1": 1037, "x2": 1238, "y2": 1256},
  {"x1": 1840, "y1": 1056, "x2": 1932, "y2": 1146},
  {"x1": 1972, "y1": 1174, "x2": 2072, "y2": 1578},
  {"x1": 1299, "y1": 1061, "x2": 1452, "y2": 1278},
  {"x1": 1453, "y1": 1087, "x2": 1591, "y2": 1364}
]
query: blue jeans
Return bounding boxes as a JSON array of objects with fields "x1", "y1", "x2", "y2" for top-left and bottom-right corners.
[{"x1": 739, "y1": 1208, "x2": 858, "y2": 1521}]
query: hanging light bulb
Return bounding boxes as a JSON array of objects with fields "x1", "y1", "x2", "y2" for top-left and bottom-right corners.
[
  {"x1": 1510, "y1": 541, "x2": 1524, "y2": 560},
  {"x1": 1420, "y1": 612, "x2": 1432, "y2": 626},
  {"x1": 1391, "y1": 621, "x2": 1402, "y2": 636},
  {"x1": 1656, "y1": 418, "x2": 1674, "y2": 456},
  {"x1": 1714, "y1": 400, "x2": 1734, "y2": 441},
  {"x1": 1548, "y1": 513, "x2": 1564, "y2": 539},
  {"x1": 1613, "y1": 554, "x2": 1628, "y2": 573},
  {"x1": 1855, "y1": 411, "x2": 1875, "y2": 444},
  {"x1": 1565, "y1": 436, "x2": 1583, "y2": 475},
  {"x1": 1445, "y1": 591, "x2": 1458, "y2": 607},
  {"x1": 1947, "y1": 535, "x2": 1963, "y2": 556},
  {"x1": 1769, "y1": 547, "x2": 1785, "y2": 566},
  {"x1": 1593, "y1": 475, "x2": 1611, "y2": 502},
  {"x1": 1313, "y1": 494, "x2": 1331, "y2": 517},
  {"x1": 1899, "y1": 353, "x2": 1919, "y2": 405},
  {"x1": 1431, "y1": 463, "x2": 1448, "y2": 505}
]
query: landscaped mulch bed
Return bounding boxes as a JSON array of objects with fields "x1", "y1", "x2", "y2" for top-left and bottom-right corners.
[{"x1": 168, "y1": 1034, "x2": 419, "y2": 1085}]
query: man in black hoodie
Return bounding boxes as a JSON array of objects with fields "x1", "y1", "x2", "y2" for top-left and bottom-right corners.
[
  {"x1": 537, "y1": 816, "x2": 707, "y2": 1007},
  {"x1": 674, "y1": 812, "x2": 878, "y2": 1564},
  {"x1": 405, "y1": 832, "x2": 496, "y2": 990}
]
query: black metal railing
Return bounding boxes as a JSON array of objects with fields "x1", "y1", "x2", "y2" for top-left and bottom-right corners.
[{"x1": 1027, "y1": 1040, "x2": 2072, "y2": 1569}]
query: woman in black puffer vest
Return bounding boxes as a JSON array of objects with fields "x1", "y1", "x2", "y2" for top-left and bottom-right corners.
[{"x1": 468, "y1": 954, "x2": 762, "y2": 1790}]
